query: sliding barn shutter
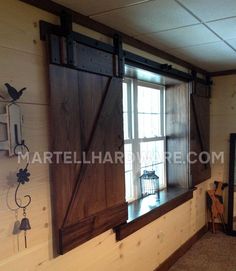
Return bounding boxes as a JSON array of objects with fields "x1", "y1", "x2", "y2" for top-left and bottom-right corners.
[
  {"x1": 190, "y1": 81, "x2": 211, "y2": 186},
  {"x1": 46, "y1": 30, "x2": 127, "y2": 254}
]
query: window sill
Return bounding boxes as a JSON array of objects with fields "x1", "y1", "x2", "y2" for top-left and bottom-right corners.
[{"x1": 115, "y1": 187, "x2": 195, "y2": 240}]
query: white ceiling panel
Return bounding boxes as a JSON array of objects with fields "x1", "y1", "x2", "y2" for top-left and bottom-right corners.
[
  {"x1": 227, "y1": 38, "x2": 236, "y2": 49},
  {"x1": 53, "y1": 0, "x2": 151, "y2": 16},
  {"x1": 135, "y1": 37, "x2": 173, "y2": 51},
  {"x1": 207, "y1": 17, "x2": 236, "y2": 40},
  {"x1": 52, "y1": 0, "x2": 236, "y2": 72},
  {"x1": 171, "y1": 42, "x2": 236, "y2": 71},
  {"x1": 91, "y1": 0, "x2": 199, "y2": 36},
  {"x1": 177, "y1": 0, "x2": 236, "y2": 22},
  {"x1": 138, "y1": 24, "x2": 220, "y2": 50}
]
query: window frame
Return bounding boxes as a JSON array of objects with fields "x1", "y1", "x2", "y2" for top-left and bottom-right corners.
[{"x1": 123, "y1": 78, "x2": 166, "y2": 202}]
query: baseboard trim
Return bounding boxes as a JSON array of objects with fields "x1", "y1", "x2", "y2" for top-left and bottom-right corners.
[{"x1": 155, "y1": 225, "x2": 208, "y2": 271}]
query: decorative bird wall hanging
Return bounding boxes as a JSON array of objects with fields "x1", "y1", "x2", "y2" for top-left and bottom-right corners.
[
  {"x1": 0, "y1": 83, "x2": 26, "y2": 156},
  {"x1": 4, "y1": 83, "x2": 26, "y2": 102},
  {"x1": 0, "y1": 83, "x2": 31, "y2": 248}
]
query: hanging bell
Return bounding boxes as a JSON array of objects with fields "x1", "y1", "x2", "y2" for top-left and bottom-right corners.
[
  {"x1": 19, "y1": 217, "x2": 31, "y2": 231},
  {"x1": 19, "y1": 217, "x2": 31, "y2": 248}
]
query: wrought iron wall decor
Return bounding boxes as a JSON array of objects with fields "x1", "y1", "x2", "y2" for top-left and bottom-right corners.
[
  {"x1": 14, "y1": 141, "x2": 31, "y2": 248},
  {"x1": 0, "y1": 84, "x2": 31, "y2": 248},
  {"x1": 5, "y1": 83, "x2": 26, "y2": 103}
]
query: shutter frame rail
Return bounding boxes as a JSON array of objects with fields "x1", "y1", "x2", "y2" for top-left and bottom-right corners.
[{"x1": 39, "y1": 16, "x2": 211, "y2": 84}]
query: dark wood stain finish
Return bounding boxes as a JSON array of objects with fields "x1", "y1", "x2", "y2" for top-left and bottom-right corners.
[
  {"x1": 60, "y1": 203, "x2": 128, "y2": 253},
  {"x1": 40, "y1": 19, "x2": 201, "y2": 83},
  {"x1": 116, "y1": 188, "x2": 194, "y2": 240},
  {"x1": 227, "y1": 134, "x2": 236, "y2": 236},
  {"x1": 48, "y1": 36, "x2": 127, "y2": 254},
  {"x1": 190, "y1": 81, "x2": 211, "y2": 186},
  {"x1": 49, "y1": 66, "x2": 82, "y2": 249},
  {"x1": 209, "y1": 69, "x2": 236, "y2": 77}
]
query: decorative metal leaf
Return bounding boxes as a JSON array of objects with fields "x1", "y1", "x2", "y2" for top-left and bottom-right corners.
[{"x1": 16, "y1": 168, "x2": 30, "y2": 185}]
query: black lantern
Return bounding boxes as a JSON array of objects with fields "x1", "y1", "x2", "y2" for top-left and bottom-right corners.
[{"x1": 140, "y1": 170, "x2": 160, "y2": 199}]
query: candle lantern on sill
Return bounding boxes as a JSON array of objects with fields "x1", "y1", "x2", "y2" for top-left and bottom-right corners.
[{"x1": 140, "y1": 170, "x2": 160, "y2": 199}]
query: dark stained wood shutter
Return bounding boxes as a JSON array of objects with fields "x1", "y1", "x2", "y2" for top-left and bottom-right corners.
[
  {"x1": 47, "y1": 33, "x2": 127, "y2": 254},
  {"x1": 190, "y1": 81, "x2": 211, "y2": 186}
]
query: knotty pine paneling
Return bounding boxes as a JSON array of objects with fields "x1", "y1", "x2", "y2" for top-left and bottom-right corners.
[
  {"x1": 210, "y1": 75, "x2": 236, "y2": 220},
  {"x1": 0, "y1": 0, "x2": 212, "y2": 270},
  {"x1": 0, "y1": 0, "x2": 59, "y2": 56},
  {"x1": 0, "y1": 47, "x2": 49, "y2": 105},
  {"x1": 0, "y1": 184, "x2": 209, "y2": 271}
]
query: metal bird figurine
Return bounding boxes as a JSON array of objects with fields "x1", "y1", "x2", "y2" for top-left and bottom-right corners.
[{"x1": 5, "y1": 83, "x2": 26, "y2": 102}]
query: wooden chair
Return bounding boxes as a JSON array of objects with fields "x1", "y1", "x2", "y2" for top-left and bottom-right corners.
[{"x1": 207, "y1": 181, "x2": 228, "y2": 233}]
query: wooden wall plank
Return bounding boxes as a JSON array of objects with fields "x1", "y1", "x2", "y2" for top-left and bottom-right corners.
[
  {"x1": 0, "y1": 0, "x2": 59, "y2": 56},
  {"x1": 0, "y1": 182, "x2": 209, "y2": 271},
  {"x1": 0, "y1": 47, "x2": 49, "y2": 105},
  {"x1": 0, "y1": 0, "x2": 213, "y2": 270}
]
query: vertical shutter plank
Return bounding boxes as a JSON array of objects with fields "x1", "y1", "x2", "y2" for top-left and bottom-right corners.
[
  {"x1": 64, "y1": 77, "x2": 125, "y2": 225},
  {"x1": 48, "y1": 34, "x2": 127, "y2": 255},
  {"x1": 190, "y1": 82, "x2": 211, "y2": 185},
  {"x1": 49, "y1": 65, "x2": 82, "y2": 251}
]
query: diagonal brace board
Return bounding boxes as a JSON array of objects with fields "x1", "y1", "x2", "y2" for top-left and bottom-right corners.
[{"x1": 62, "y1": 77, "x2": 114, "y2": 227}]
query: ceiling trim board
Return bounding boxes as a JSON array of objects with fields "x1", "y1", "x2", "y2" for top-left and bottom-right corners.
[
  {"x1": 88, "y1": 0, "x2": 154, "y2": 17},
  {"x1": 19, "y1": 0, "x2": 208, "y2": 74},
  {"x1": 209, "y1": 69, "x2": 236, "y2": 77}
]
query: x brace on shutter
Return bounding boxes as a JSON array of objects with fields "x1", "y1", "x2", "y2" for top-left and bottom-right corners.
[
  {"x1": 191, "y1": 70, "x2": 212, "y2": 97},
  {"x1": 39, "y1": 11, "x2": 211, "y2": 83}
]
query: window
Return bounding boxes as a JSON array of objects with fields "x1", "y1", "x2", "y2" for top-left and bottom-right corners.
[{"x1": 123, "y1": 78, "x2": 166, "y2": 202}]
